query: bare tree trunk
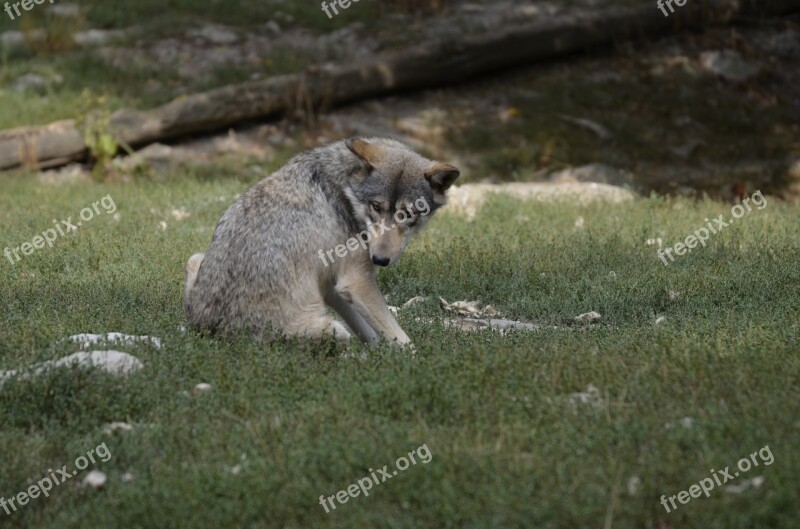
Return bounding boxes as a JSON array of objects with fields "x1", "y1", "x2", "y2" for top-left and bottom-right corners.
[{"x1": 1, "y1": 0, "x2": 797, "y2": 171}]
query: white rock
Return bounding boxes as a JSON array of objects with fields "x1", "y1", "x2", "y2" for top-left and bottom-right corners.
[
  {"x1": 664, "y1": 416, "x2": 694, "y2": 430},
  {"x1": 0, "y1": 30, "x2": 25, "y2": 47},
  {"x1": 655, "y1": 316, "x2": 667, "y2": 325},
  {"x1": 566, "y1": 384, "x2": 604, "y2": 409},
  {"x1": 445, "y1": 182, "x2": 637, "y2": 219},
  {"x1": 549, "y1": 164, "x2": 634, "y2": 187},
  {"x1": 187, "y1": 24, "x2": 238, "y2": 45},
  {"x1": 170, "y1": 208, "x2": 191, "y2": 221},
  {"x1": 191, "y1": 383, "x2": 213, "y2": 396},
  {"x1": 575, "y1": 311, "x2": 601, "y2": 323},
  {"x1": 54, "y1": 351, "x2": 143, "y2": 375},
  {"x1": 103, "y1": 422, "x2": 134, "y2": 435},
  {"x1": 627, "y1": 476, "x2": 641, "y2": 495},
  {"x1": 264, "y1": 20, "x2": 281, "y2": 35},
  {"x1": 441, "y1": 318, "x2": 541, "y2": 333},
  {"x1": 67, "y1": 332, "x2": 162, "y2": 350},
  {"x1": 725, "y1": 476, "x2": 765, "y2": 494},
  {"x1": 82, "y1": 470, "x2": 108, "y2": 489},
  {"x1": 73, "y1": 28, "x2": 129, "y2": 46},
  {"x1": 440, "y1": 298, "x2": 497, "y2": 317},
  {"x1": 50, "y1": 3, "x2": 81, "y2": 17},
  {"x1": 12, "y1": 73, "x2": 49, "y2": 94},
  {"x1": 0, "y1": 351, "x2": 144, "y2": 386},
  {"x1": 700, "y1": 50, "x2": 761, "y2": 82}
]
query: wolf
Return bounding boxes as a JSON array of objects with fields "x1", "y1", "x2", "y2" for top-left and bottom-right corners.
[{"x1": 184, "y1": 137, "x2": 459, "y2": 347}]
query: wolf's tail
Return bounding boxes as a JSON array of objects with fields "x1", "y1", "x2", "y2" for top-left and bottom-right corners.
[{"x1": 184, "y1": 253, "x2": 205, "y2": 301}]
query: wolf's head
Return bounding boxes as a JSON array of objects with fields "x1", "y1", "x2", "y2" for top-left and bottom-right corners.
[{"x1": 343, "y1": 137, "x2": 459, "y2": 267}]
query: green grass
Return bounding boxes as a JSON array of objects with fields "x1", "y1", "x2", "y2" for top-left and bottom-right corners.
[{"x1": 0, "y1": 166, "x2": 798, "y2": 528}]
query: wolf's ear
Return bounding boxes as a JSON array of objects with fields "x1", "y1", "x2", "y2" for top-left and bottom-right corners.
[
  {"x1": 425, "y1": 163, "x2": 460, "y2": 195},
  {"x1": 346, "y1": 138, "x2": 385, "y2": 169}
]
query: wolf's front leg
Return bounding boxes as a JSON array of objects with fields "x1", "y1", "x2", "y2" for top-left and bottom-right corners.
[{"x1": 333, "y1": 266, "x2": 411, "y2": 348}]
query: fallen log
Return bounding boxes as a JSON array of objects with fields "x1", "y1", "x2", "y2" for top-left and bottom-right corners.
[{"x1": 1, "y1": 0, "x2": 798, "y2": 171}]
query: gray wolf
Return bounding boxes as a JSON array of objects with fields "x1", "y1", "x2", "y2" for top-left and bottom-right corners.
[{"x1": 183, "y1": 137, "x2": 459, "y2": 347}]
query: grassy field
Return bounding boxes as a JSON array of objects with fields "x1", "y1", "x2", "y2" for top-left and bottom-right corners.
[{"x1": 0, "y1": 165, "x2": 798, "y2": 528}]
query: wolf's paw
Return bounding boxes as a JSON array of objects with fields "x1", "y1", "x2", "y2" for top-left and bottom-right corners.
[
  {"x1": 390, "y1": 338, "x2": 416, "y2": 354},
  {"x1": 185, "y1": 253, "x2": 205, "y2": 275},
  {"x1": 330, "y1": 320, "x2": 353, "y2": 342}
]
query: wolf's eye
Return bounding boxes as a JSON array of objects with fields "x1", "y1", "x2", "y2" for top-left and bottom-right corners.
[{"x1": 370, "y1": 202, "x2": 382, "y2": 213}]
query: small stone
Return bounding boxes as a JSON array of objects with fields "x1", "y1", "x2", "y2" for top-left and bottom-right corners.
[
  {"x1": 82, "y1": 470, "x2": 107, "y2": 489},
  {"x1": 73, "y1": 28, "x2": 129, "y2": 46},
  {"x1": 575, "y1": 311, "x2": 601, "y2": 323},
  {"x1": 0, "y1": 31, "x2": 25, "y2": 48},
  {"x1": 655, "y1": 316, "x2": 667, "y2": 325},
  {"x1": 187, "y1": 24, "x2": 238, "y2": 45},
  {"x1": 264, "y1": 21, "x2": 281, "y2": 35},
  {"x1": 725, "y1": 476, "x2": 765, "y2": 494},
  {"x1": 12, "y1": 73, "x2": 49, "y2": 94},
  {"x1": 103, "y1": 422, "x2": 134, "y2": 435},
  {"x1": 627, "y1": 476, "x2": 641, "y2": 495},
  {"x1": 700, "y1": 50, "x2": 761, "y2": 82},
  {"x1": 170, "y1": 208, "x2": 191, "y2": 221},
  {"x1": 664, "y1": 416, "x2": 694, "y2": 430},
  {"x1": 192, "y1": 383, "x2": 213, "y2": 396},
  {"x1": 50, "y1": 3, "x2": 81, "y2": 17},
  {"x1": 566, "y1": 384, "x2": 604, "y2": 409}
]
